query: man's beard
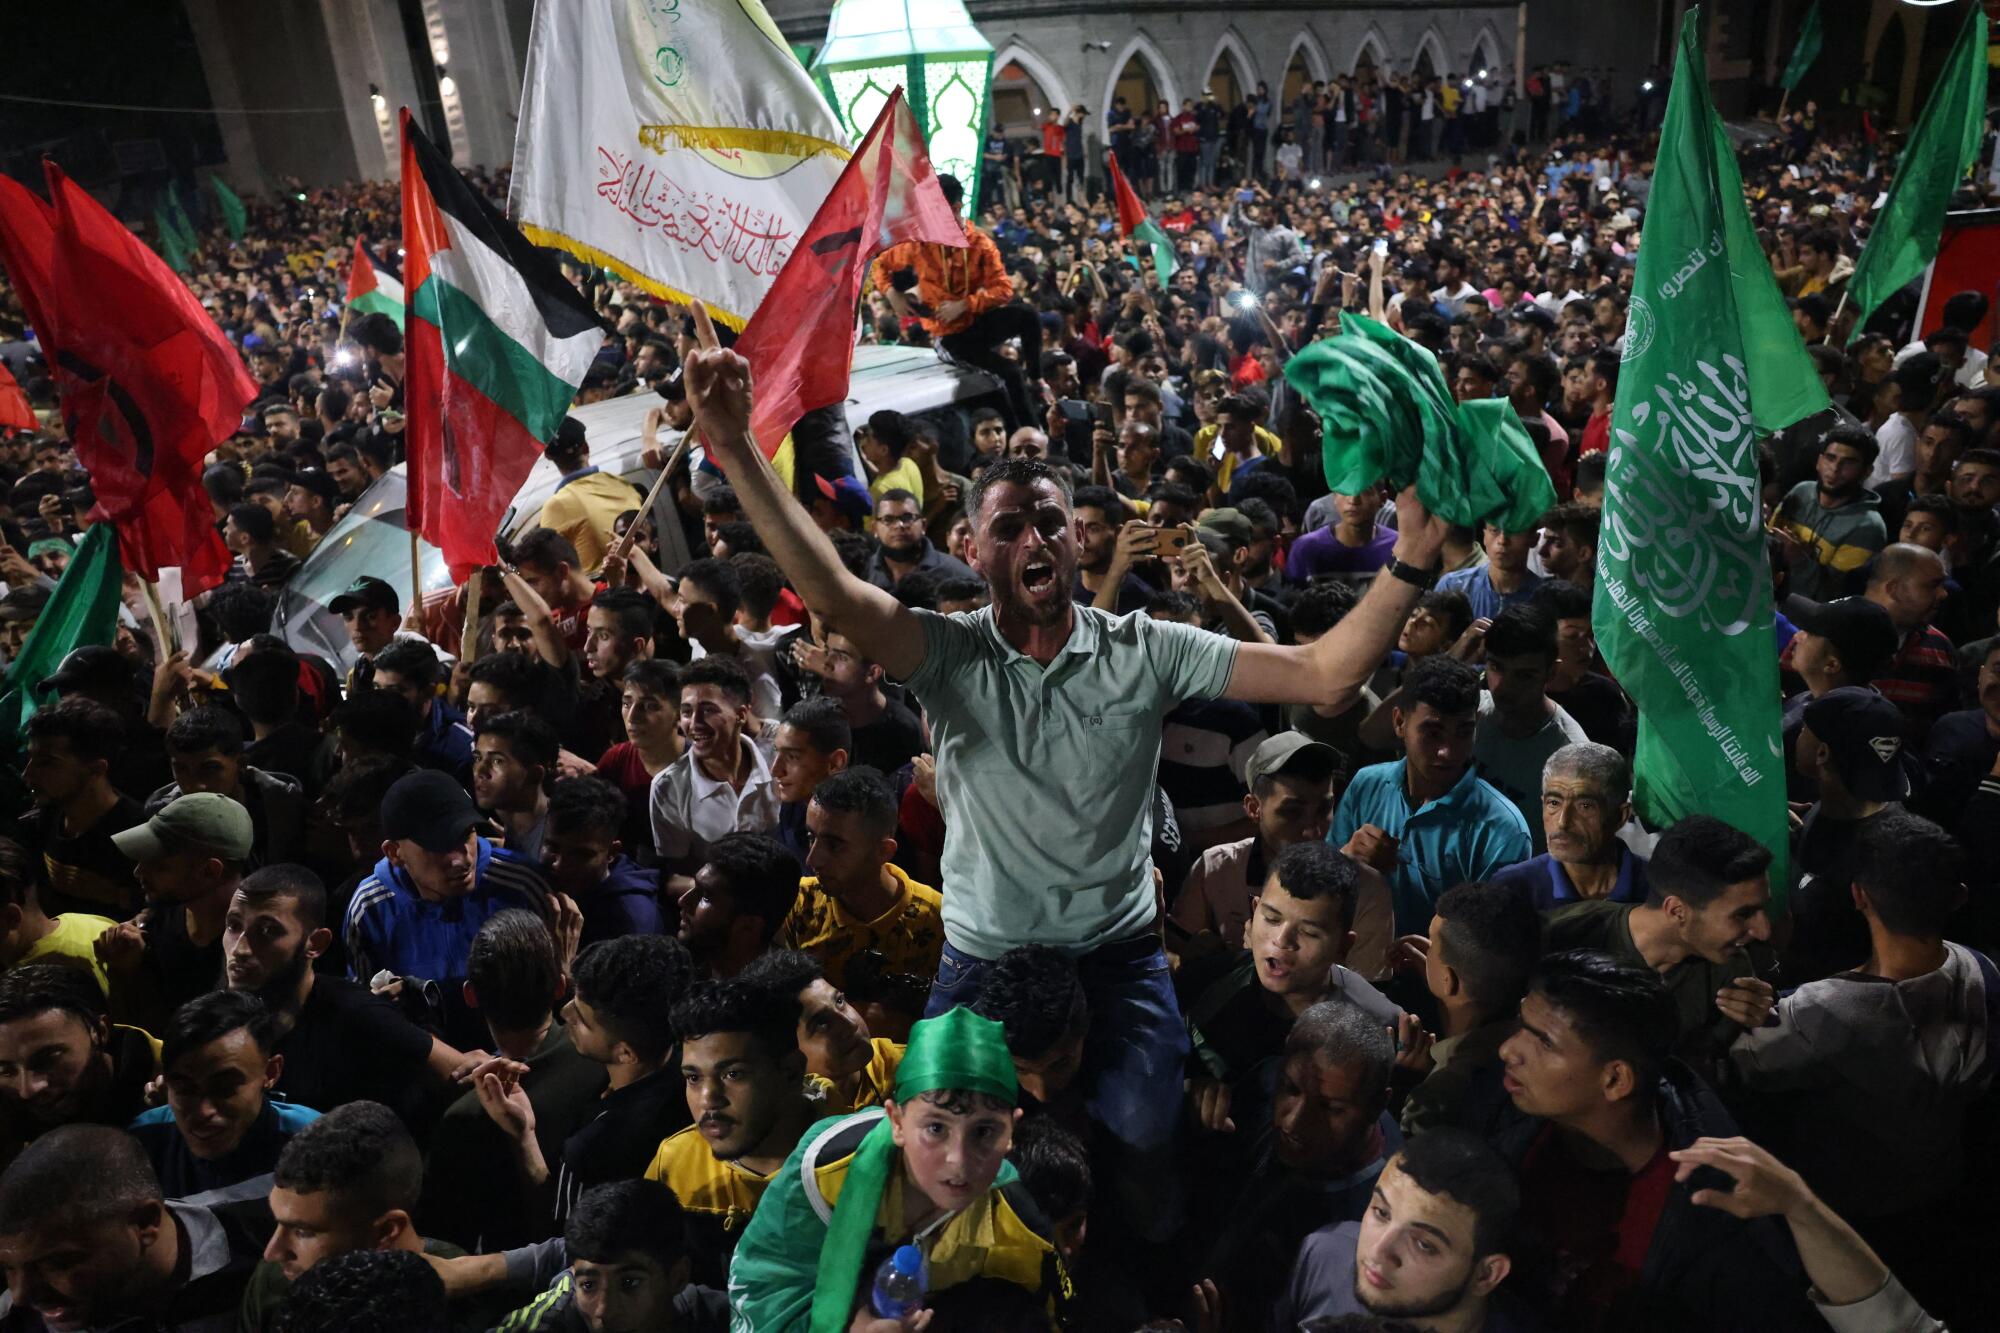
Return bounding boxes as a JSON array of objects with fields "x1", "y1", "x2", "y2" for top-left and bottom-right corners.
[
  {"x1": 252, "y1": 941, "x2": 315, "y2": 1016},
  {"x1": 1354, "y1": 1268, "x2": 1475, "y2": 1321},
  {"x1": 881, "y1": 535, "x2": 924, "y2": 563}
]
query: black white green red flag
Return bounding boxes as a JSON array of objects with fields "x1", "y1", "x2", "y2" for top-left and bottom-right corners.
[{"x1": 399, "y1": 109, "x2": 605, "y2": 579}]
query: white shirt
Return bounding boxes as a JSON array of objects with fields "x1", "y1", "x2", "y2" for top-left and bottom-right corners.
[
  {"x1": 688, "y1": 629, "x2": 787, "y2": 721},
  {"x1": 648, "y1": 733, "x2": 779, "y2": 863},
  {"x1": 1870, "y1": 412, "x2": 1920, "y2": 489},
  {"x1": 1431, "y1": 281, "x2": 1481, "y2": 318},
  {"x1": 1894, "y1": 338, "x2": 1989, "y2": 390},
  {"x1": 1535, "y1": 288, "x2": 1587, "y2": 316}
]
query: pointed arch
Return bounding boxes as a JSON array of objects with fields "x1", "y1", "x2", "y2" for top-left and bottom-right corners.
[
  {"x1": 1286, "y1": 29, "x2": 1331, "y2": 85},
  {"x1": 1412, "y1": 26, "x2": 1450, "y2": 79},
  {"x1": 1100, "y1": 30, "x2": 1179, "y2": 121},
  {"x1": 1350, "y1": 24, "x2": 1389, "y2": 76},
  {"x1": 1466, "y1": 22, "x2": 1505, "y2": 76},
  {"x1": 990, "y1": 38, "x2": 1075, "y2": 118},
  {"x1": 1203, "y1": 28, "x2": 1261, "y2": 102}
]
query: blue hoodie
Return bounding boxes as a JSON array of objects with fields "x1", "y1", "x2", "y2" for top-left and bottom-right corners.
[{"x1": 342, "y1": 837, "x2": 547, "y2": 984}]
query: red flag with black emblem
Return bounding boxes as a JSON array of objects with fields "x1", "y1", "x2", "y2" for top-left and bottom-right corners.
[
  {"x1": 0, "y1": 164, "x2": 251, "y2": 592},
  {"x1": 733, "y1": 88, "x2": 963, "y2": 458}
]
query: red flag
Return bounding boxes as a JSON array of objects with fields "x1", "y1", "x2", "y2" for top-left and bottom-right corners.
[
  {"x1": 39, "y1": 162, "x2": 251, "y2": 592},
  {"x1": 0, "y1": 176, "x2": 58, "y2": 345},
  {"x1": 734, "y1": 88, "x2": 964, "y2": 457},
  {"x1": 1106, "y1": 150, "x2": 1148, "y2": 237},
  {"x1": 0, "y1": 360, "x2": 34, "y2": 431}
]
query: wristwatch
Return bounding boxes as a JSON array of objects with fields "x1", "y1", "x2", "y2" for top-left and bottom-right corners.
[{"x1": 1386, "y1": 557, "x2": 1440, "y2": 591}]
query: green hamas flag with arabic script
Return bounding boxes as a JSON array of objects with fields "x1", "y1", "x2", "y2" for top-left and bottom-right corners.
[{"x1": 1593, "y1": 8, "x2": 1817, "y2": 903}]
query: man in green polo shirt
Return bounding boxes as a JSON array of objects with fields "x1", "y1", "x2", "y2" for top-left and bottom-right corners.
[{"x1": 677, "y1": 303, "x2": 1447, "y2": 1241}]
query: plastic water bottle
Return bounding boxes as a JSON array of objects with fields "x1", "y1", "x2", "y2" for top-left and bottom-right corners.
[{"x1": 870, "y1": 1245, "x2": 928, "y2": 1319}]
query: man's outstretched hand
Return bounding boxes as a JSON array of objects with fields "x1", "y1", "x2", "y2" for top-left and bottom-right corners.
[{"x1": 683, "y1": 300, "x2": 755, "y2": 459}]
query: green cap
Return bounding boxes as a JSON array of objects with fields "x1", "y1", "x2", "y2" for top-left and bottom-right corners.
[
  {"x1": 112, "y1": 793, "x2": 255, "y2": 863},
  {"x1": 811, "y1": 1008, "x2": 1017, "y2": 1333}
]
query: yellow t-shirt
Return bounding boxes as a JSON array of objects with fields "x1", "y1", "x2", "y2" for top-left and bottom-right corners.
[
  {"x1": 1194, "y1": 423, "x2": 1281, "y2": 494},
  {"x1": 810, "y1": 1038, "x2": 907, "y2": 1114},
  {"x1": 644, "y1": 1123, "x2": 777, "y2": 1284},
  {"x1": 779, "y1": 865, "x2": 944, "y2": 995},
  {"x1": 16, "y1": 914, "x2": 119, "y2": 995},
  {"x1": 869, "y1": 456, "x2": 927, "y2": 506}
]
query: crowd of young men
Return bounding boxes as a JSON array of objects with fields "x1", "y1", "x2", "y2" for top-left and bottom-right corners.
[{"x1": 0, "y1": 64, "x2": 1992, "y2": 1333}]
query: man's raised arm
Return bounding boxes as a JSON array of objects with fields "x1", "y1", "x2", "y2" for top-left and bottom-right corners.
[
  {"x1": 683, "y1": 302, "x2": 926, "y2": 679},
  {"x1": 1224, "y1": 486, "x2": 1445, "y2": 711}
]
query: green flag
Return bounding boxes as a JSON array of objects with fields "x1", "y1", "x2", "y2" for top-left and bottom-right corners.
[
  {"x1": 1846, "y1": 3, "x2": 1989, "y2": 340},
  {"x1": 167, "y1": 181, "x2": 200, "y2": 253},
  {"x1": 1779, "y1": 1, "x2": 1822, "y2": 92},
  {"x1": 1284, "y1": 312, "x2": 1556, "y2": 531},
  {"x1": 0, "y1": 525, "x2": 125, "y2": 737},
  {"x1": 211, "y1": 174, "x2": 246, "y2": 240},
  {"x1": 153, "y1": 206, "x2": 191, "y2": 273},
  {"x1": 1592, "y1": 8, "x2": 1796, "y2": 901}
]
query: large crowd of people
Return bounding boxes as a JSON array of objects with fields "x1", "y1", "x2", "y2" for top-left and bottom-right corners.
[{"x1": 0, "y1": 63, "x2": 1993, "y2": 1333}]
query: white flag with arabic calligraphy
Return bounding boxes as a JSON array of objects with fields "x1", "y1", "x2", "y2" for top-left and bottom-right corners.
[{"x1": 509, "y1": 0, "x2": 852, "y2": 329}]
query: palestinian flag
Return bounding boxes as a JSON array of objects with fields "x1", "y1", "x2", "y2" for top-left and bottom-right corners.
[
  {"x1": 345, "y1": 237, "x2": 405, "y2": 329},
  {"x1": 400, "y1": 109, "x2": 605, "y2": 578},
  {"x1": 1106, "y1": 150, "x2": 1178, "y2": 288}
]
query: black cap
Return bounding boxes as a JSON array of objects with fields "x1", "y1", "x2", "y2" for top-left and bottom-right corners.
[
  {"x1": 290, "y1": 468, "x2": 341, "y2": 502},
  {"x1": 380, "y1": 770, "x2": 481, "y2": 852},
  {"x1": 546, "y1": 416, "x2": 587, "y2": 456},
  {"x1": 1790, "y1": 597, "x2": 1898, "y2": 681},
  {"x1": 1802, "y1": 687, "x2": 1911, "y2": 802},
  {"x1": 655, "y1": 366, "x2": 687, "y2": 403},
  {"x1": 41, "y1": 645, "x2": 135, "y2": 696},
  {"x1": 328, "y1": 575, "x2": 399, "y2": 616},
  {"x1": 0, "y1": 583, "x2": 51, "y2": 622}
]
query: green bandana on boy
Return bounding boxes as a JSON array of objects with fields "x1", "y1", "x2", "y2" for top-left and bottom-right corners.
[{"x1": 809, "y1": 1006, "x2": 1018, "y2": 1333}]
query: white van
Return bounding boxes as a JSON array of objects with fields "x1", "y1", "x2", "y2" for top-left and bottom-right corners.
[{"x1": 273, "y1": 344, "x2": 1002, "y2": 671}]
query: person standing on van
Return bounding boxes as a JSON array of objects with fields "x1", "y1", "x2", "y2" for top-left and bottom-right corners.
[{"x1": 871, "y1": 175, "x2": 1043, "y2": 434}]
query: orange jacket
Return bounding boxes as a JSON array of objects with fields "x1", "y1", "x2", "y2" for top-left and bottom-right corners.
[{"x1": 871, "y1": 221, "x2": 1011, "y2": 338}]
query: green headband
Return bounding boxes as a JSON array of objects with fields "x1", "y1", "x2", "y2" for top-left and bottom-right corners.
[{"x1": 810, "y1": 1008, "x2": 1018, "y2": 1333}]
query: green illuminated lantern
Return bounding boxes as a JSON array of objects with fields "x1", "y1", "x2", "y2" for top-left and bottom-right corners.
[{"x1": 810, "y1": 0, "x2": 994, "y2": 217}]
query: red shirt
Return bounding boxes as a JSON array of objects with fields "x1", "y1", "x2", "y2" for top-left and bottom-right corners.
[
  {"x1": 771, "y1": 586, "x2": 808, "y2": 628},
  {"x1": 1040, "y1": 122, "x2": 1065, "y2": 157},
  {"x1": 595, "y1": 742, "x2": 655, "y2": 815},
  {"x1": 1519, "y1": 1127, "x2": 1676, "y2": 1332},
  {"x1": 1581, "y1": 408, "x2": 1612, "y2": 457}
]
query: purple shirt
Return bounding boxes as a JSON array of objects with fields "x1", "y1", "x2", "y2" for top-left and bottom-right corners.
[{"x1": 1285, "y1": 525, "x2": 1397, "y2": 587}]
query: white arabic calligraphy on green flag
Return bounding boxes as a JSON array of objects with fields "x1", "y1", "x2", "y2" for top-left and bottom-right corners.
[{"x1": 1592, "y1": 7, "x2": 1796, "y2": 903}]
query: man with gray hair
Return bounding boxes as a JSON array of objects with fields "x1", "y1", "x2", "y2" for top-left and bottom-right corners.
[
  {"x1": 1489, "y1": 741, "x2": 1650, "y2": 910},
  {"x1": 1196, "y1": 997, "x2": 1402, "y2": 1305}
]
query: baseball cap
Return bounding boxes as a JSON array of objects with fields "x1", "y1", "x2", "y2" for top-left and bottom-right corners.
[
  {"x1": 41, "y1": 645, "x2": 135, "y2": 697},
  {"x1": 1244, "y1": 732, "x2": 1339, "y2": 792},
  {"x1": 328, "y1": 576, "x2": 400, "y2": 617},
  {"x1": 113, "y1": 793, "x2": 255, "y2": 863},
  {"x1": 380, "y1": 770, "x2": 482, "y2": 853},
  {"x1": 1802, "y1": 687, "x2": 1911, "y2": 802},
  {"x1": 547, "y1": 416, "x2": 587, "y2": 455},
  {"x1": 1789, "y1": 597, "x2": 1897, "y2": 681},
  {"x1": 655, "y1": 367, "x2": 687, "y2": 403},
  {"x1": 289, "y1": 468, "x2": 341, "y2": 503},
  {"x1": 1198, "y1": 508, "x2": 1254, "y2": 548},
  {"x1": 0, "y1": 584, "x2": 51, "y2": 623},
  {"x1": 813, "y1": 473, "x2": 873, "y2": 519}
]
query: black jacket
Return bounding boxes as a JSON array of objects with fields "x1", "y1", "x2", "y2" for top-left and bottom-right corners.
[{"x1": 1481, "y1": 1061, "x2": 1822, "y2": 1332}]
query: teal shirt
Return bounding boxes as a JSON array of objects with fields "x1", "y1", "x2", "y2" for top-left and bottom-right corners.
[
  {"x1": 905, "y1": 605, "x2": 1238, "y2": 958},
  {"x1": 1329, "y1": 759, "x2": 1533, "y2": 934}
]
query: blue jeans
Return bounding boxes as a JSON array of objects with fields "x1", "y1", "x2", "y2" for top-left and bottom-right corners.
[
  {"x1": 1197, "y1": 139, "x2": 1221, "y2": 188},
  {"x1": 927, "y1": 933, "x2": 1188, "y2": 1241}
]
